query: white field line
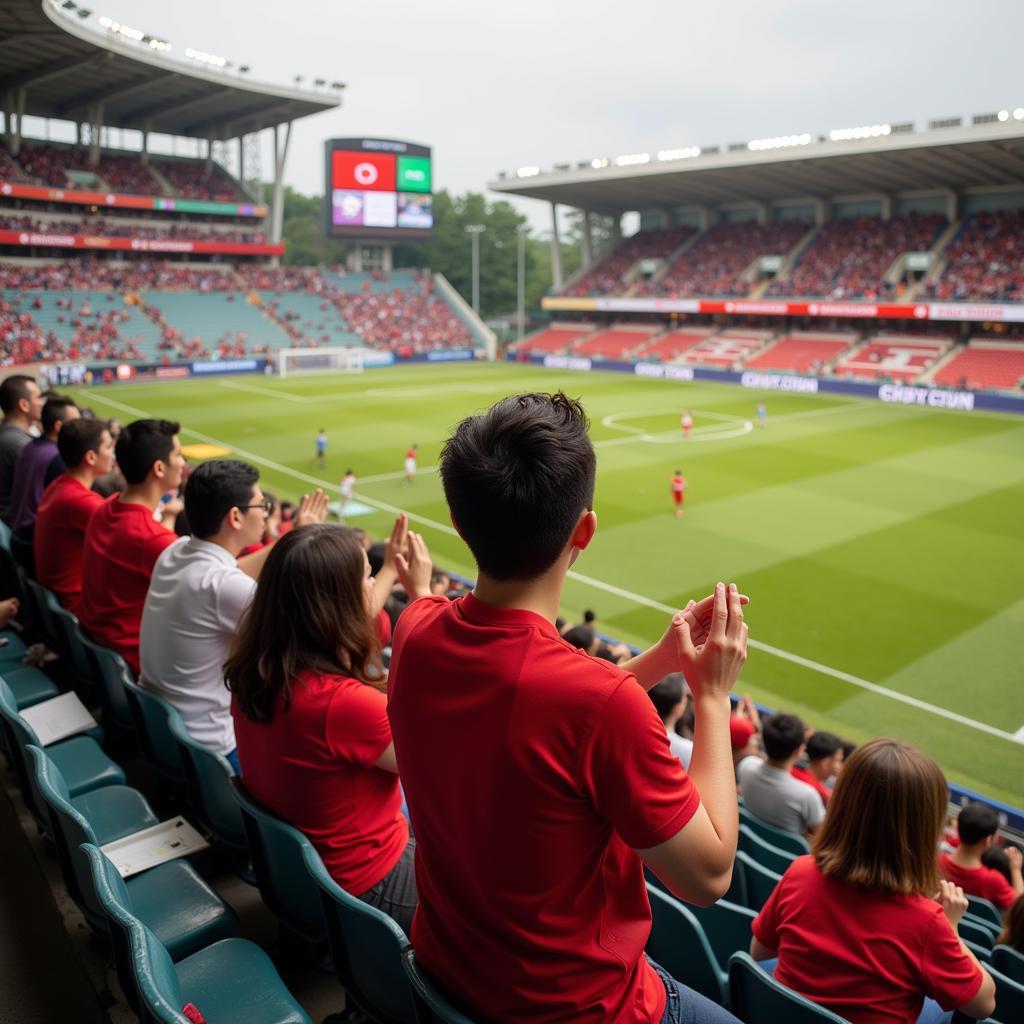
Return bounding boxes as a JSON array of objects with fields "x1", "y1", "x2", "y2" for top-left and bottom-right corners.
[
  {"x1": 218, "y1": 378, "x2": 500, "y2": 404},
  {"x1": 83, "y1": 389, "x2": 1024, "y2": 747}
]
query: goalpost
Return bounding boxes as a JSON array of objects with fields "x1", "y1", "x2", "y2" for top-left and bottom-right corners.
[{"x1": 274, "y1": 347, "x2": 366, "y2": 378}]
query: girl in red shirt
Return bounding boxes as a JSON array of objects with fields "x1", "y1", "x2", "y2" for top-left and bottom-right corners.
[
  {"x1": 750, "y1": 739, "x2": 995, "y2": 1024},
  {"x1": 227, "y1": 522, "x2": 431, "y2": 934}
]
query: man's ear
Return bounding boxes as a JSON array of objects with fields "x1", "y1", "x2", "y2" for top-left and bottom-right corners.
[
  {"x1": 569, "y1": 509, "x2": 597, "y2": 552},
  {"x1": 450, "y1": 515, "x2": 465, "y2": 541}
]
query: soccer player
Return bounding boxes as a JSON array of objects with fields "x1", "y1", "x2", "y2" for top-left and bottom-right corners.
[
  {"x1": 403, "y1": 443, "x2": 419, "y2": 485},
  {"x1": 680, "y1": 410, "x2": 693, "y2": 438},
  {"x1": 757, "y1": 401, "x2": 767, "y2": 428},
  {"x1": 671, "y1": 469, "x2": 687, "y2": 518},
  {"x1": 339, "y1": 468, "x2": 356, "y2": 517},
  {"x1": 315, "y1": 428, "x2": 328, "y2": 469}
]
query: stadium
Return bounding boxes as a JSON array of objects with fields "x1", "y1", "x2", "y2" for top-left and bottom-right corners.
[{"x1": 0, "y1": 1, "x2": 1022, "y2": 1022}]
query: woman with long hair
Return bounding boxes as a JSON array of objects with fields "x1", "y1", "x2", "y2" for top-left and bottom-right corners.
[
  {"x1": 749, "y1": 738, "x2": 995, "y2": 1024},
  {"x1": 226, "y1": 516, "x2": 432, "y2": 933},
  {"x1": 998, "y1": 892, "x2": 1024, "y2": 953}
]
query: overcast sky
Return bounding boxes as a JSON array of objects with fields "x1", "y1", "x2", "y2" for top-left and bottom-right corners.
[{"x1": 65, "y1": 1, "x2": 1024, "y2": 231}]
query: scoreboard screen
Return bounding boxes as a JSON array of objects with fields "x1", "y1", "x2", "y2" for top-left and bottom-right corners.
[{"x1": 324, "y1": 138, "x2": 432, "y2": 241}]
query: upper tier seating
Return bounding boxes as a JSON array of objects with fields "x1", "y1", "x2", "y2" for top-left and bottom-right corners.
[
  {"x1": 574, "y1": 326, "x2": 660, "y2": 359},
  {"x1": 327, "y1": 268, "x2": 427, "y2": 294},
  {"x1": 634, "y1": 329, "x2": 713, "y2": 362},
  {"x1": 744, "y1": 334, "x2": 852, "y2": 373},
  {"x1": 834, "y1": 336, "x2": 949, "y2": 381},
  {"x1": 328, "y1": 286, "x2": 473, "y2": 352},
  {"x1": 932, "y1": 342, "x2": 1024, "y2": 390},
  {"x1": 681, "y1": 332, "x2": 769, "y2": 366},
  {"x1": 0, "y1": 213, "x2": 265, "y2": 244},
  {"x1": 260, "y1": 292, "x2": 363, "y2": 347},
  {"x1": 768, "y1": 213, "x2": 946, "y2": 299},
  {"x1": 11, "y1": 141, "x2": 161, "y2": 195},
  {"x1": 515, "y1": 325, "x2": 595, "y2": 354},
  {"x1": 150, "y1": 157, "x2": 246, "y2": 202},
  {"x1": 924, "y1": 210, "x2": 1024, "y2": 303},
  {"x1": 650, "y1": 221, "x2": 811, "y2": 298},
  {"x1": 564, "y1": 228, "x2": 695, "y2": 296}
]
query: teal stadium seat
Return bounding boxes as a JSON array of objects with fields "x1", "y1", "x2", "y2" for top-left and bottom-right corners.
[
  {"x1": 992, "y1": 945, "x2": 1024, "y2": 985},
  {"x1": 990, "y1": 964, "x2": 1024, "y2": 1024},
  {"x1": 40, "y1": 592, "x2": 99, "y2": 704},
  {"x1": 402, "y1": 947, "x2": 479, "y2": 1024},
  {"x1": 967, "y1": 895, "x2": 1006, "y2": 930},
  {"x1": 0, "y1": 664, "x2": 60, "y2": 709},
  {"x1": 30, "y1": 744, "x2": 236, "y2": 956},
  {"x1": 77, "y1": 632, "x2": 135, "y2": 734},
  {"x1": 687, "y1": 897, "x2": 759, "y2": 977},
  {"x1": 738, "y1": 804, "x2": 812, "y2": 856},
  {"x1": 123, "y1": 678, "x2": 188, "y2": 789},
  {"x1": 302, "y1": 843, "x2": 421, "y2": 1022},
  {"x1": 0, "y1": 626, "x2": 29, "y2": 668},
  {"x1": 959, "y1": 914, "x2": 998, "y2": 951},
  {"x1": 734, "y1": 851, "x2": 783, "y2": 911},
  {"x1": 727, "y1": 952, "x2": 851, "y2": 1023},
  {"x1": 738, "y1": 824, "x2": 799, "y2": 876},
  {"x1": 645, "y1": 883, "x2": 728, "y2": 1004},
  {"x1": 24, "y1": 578, "x2": 58, "y2": 645},
  {"x1": 80, "y1": 843, "x2": 309, "y2": 1024},
  {"x1": 231, "y1": 778, "x2": 327, "y2": 948}
]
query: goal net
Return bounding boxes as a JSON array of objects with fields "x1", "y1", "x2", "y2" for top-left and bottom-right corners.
[{"x1": 274, "y1": 347, "x2": 365, "y2": 378}]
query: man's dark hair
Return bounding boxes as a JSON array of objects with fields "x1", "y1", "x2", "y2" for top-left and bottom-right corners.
[
  {"x1": 648, "y1": 673, "x2": 685, "y2": 721},
  {"x1": 562, "y1": 624, "x2": 595, "y2": 652},
  {"x1": 115, "y1": 418, "x2": 180, "y2": 485},
  {"x1": 184, "y1": 459, "x2": 260, "y2": 539},
  {"x1": 0, "y1": 374, "x2": 36, "y2": 414},
  {"x1": 57, "y1": 417, "x2": 108, "y2": 468},
  {"x1": 583, "y1": 609, "x2": 596, "y2": 624},
  {"x1": 956, "y1": 802, "x2": 1000, "y2": 845},
  {"x1": 367, "y1": 541, "x2": 386, "y2": 576},
  {"x1": 762, "y1": 712, "x2": 806, "y2": 762},
  {"x1": 41, "y1": 395, "x2": 78, "y2": 435},
  {"x1": 440, "y1": 392, "x2": 596, "y2": 581},
  {"x1": 805, "y1": 731, "x2": 843, "y2": 763}
]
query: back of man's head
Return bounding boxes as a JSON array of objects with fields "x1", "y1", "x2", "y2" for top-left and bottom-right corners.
[
  {"x1": 41, "y1": 395, "x2": 78, "y2": 435},
  {"x1": 805, "y1": 731, "x2": 843, "y2": 764},
  {"x1": 0, "y1": 374, "x2": 36, "y2": 415},
  {"x1": 57, "y1": 417, "x2": 109, "y2": 469},
  {"x1": 956, "y1": 802, "x2": 1000, "y2": 846},
  {"x1": 762, "y1": 712, "x2": 806, "y2": 762},
  {"x1": 440, "y1": 392, "x2": 596, "y2": 581},
  {"x1": 184, "y1": 459, "x2": 260, "y2": 539},
  {"x1": 648, "y1": 673, "x2": 685, "y2": 722},
  {"x1": 562, "y1": 624, "x2": 595, "y2": 653},
  {"x1": 115, "y1": 418, "x2": 180, "y2": 485}
]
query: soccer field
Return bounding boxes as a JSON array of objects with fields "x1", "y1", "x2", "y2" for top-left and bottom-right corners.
[{"x1": 69, "y1": 363, "x2": 1024, "y2": 807}]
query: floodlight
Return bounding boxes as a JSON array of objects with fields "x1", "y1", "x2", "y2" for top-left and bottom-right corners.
[
  {"x1": 330, "y1": 81, "x2": 345, "y2": 90},
  {"x1": 1015, "y1": 108, "x2": 1024, "y2": 120},
  {"x1": 614, "y1": 152, "x2": 650, "y2": 166},
  {"x1": 590, "y1": 156, "x2": 610, "y2": 169},
  {"x1": 239, "y1": 65, "x2": 251, "y2": 73},
  {"x1": 61, "y1": 1, "x2": 76, "y2": 9},
  {"x1": 998, "y1": 110, "x2": 1010, "y2": 122},
  {"x1": 657, "y1": 147, "x2": 700, "y2": 161},
  {"x1": 516, "y1": 166, "x2": 541, "y2": 178},
  {"x1": 314, "y1": 78, "x2": 326, "y2": 87},
  {"x1": 77, "y1": 7, "x2": 91, "y2": 16}
]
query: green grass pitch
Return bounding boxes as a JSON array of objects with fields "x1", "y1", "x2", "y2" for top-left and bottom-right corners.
[{"x1": 68, "y1": 362, "x2": 1024, "y2": 807}]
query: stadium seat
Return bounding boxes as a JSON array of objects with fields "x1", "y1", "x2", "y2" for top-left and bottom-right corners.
[
  {"x1": 302, "y1": 843, "x2": 420, "y2": 1022},
  {"x1": 645, "y1": 883, "x2": 728, "y2": 1004},
  {"x1": 0, "y1": 665, "x2": 59, "y2": 709},
  {"x1": 231, "y1": 778, "x2": 328, "y2": 949},
  {"x1": 967, "y1": 895, "x2": 1005, "y2": 930},
  {"x1": 959, "y1": 915, "x2": 998, "y2": 951},
  {"x1": 76, "y1": 632, "x2": 135, "y2": 734},
  {"x1": 688, "y1": 897, "x2": 759, "y2": 976},
  {"x1": 727, "y1": 952, "x2": 851, "y2": 1023},
  {"x1": 0, "y1": 627, "x2": 28, "y2": 668},
  {"x1": 168, "y1": 714, "x2": 248, "y2": 858},
  {"x1": 31, "y1": 745, "x2": 237, "y2": 956},
  {"x1": 402, "y1": 947, "x2": 479, "y2": 1024},
  {"x1": 992, "y1": 945, "x2": 1024, "y2": 986},
  {"x1": 735, "y1": 851, "x2": 782, "y2": 911},
  {"x1": 41, "y1": 595, "x2": 99, "y2": 704},
  {"x1": 122, "y1": 678, "x2": 189, "y2": 790},
  {"x1": 0, "y1": 677, "x2": 123, "y2": 822},
  {"x1": 738, "y1": 825, "x2": 798, "y2": 875},
  {"x1": 81, "y1": 843, "x2": 309, "y2": 1024},
  {"x1": 990, "y1": 964, "x2": 1024, "y2": 1024},
  {"x1": 738, "y1": 805, "x2": 811, "y2": 856}
]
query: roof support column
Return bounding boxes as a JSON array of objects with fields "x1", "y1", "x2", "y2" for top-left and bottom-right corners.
[
  {"x1": 946, "y1": 190, "x2": 961, "y2": 222},
  {"x1": 549, "y1": 202, "x2": 563, "y2": 291},
  {"x1": 140, "y1": 124, "x2": 150, "y2": 165},
  {"x1": 814, "y1": 199, "x2": 829, "y2": 227},
  {"x1": 270, "y1": 122, "x2": 293, "y2": 261},
  {"x1": 205, "y1": 138, "x2": 213, "y2": 173},
  {"x1": 581, "y1": 210, "x2": 594, "y2": 269},
  {"x1": 237, "y1": 135, "x2": 244, "y2": 183},
  {"x1": 2, "y1": 92, "x2": 12, "y2": 153},
  {"x1": 755, "y1": 202, "x2": 768, "y2": 225},
  {"x1": 87, "y1": 102, "x2": 104, "y2": 165},
  {"x1": 8, "y1": 88, "x2": 26, "y2": 156},
  {"x1": 880, "y1": 195, "x2": 892, "y2": 221}
]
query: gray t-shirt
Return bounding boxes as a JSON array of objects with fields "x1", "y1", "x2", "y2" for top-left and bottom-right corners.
[
  {"x1": 737, "y1": 757, "x2": 824, "y2": 836},
  {"x1": 0, "y1": 423, "x2": 31, "y2": 523}
]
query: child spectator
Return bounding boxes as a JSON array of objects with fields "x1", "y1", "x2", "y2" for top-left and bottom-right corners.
[
  {"x1": 648, "y1": 672, "x2": 693, "y2": 769},
  {"x1": 750, "y1": 738, "x2": 995, "y2": 1023},
  {"x1": 791, "y1": 730, "x2": 844, "y2": 807},
  {"x1": 938, "y1": 802, "x2": 1024, "y2": 912}
]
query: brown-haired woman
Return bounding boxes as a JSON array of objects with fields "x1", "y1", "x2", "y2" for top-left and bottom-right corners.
[
  {"x1": 749, "y1": 738, "x2": 995, "y2": 1024},
  {"x1": 226, "y1": 517, "x2": 432, "y2": 933},
  {"x1": 998, "y1": 892, "x2": 1024, "y2": 953}
]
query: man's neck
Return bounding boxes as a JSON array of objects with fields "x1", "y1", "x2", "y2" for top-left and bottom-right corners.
[
  {"x1": 119, "y1": 481, "x2": 164, "y2": 512},
  {"x1": 472, "y1": 564, "x2": 568, "y2": 624},
  {"x1": 767, "y1": 756, "x2": 800, "y2": 772},
  {"x1": 951, "y1": 843, "x2": 986, "y2": 869},
  {"x1": 66, "y1": 465, "x2": 98, "y2": 488},
  {"x1": 196, "y1": 531, "x2": 244, "y2": 558},
  {"x1": 3, "y1": 414, "x2": 30, "y2": 432}
]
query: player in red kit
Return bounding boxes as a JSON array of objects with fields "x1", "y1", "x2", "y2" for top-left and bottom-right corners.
[
  {"x1": 681, "y1": 411, "x2": 693, "y2": 438},
  {"x1": 403, "y1": 443, "x2": 419, "y2": 485},
  {"x1": 671, "y1": 470, "x2": 687, "y2": 518}
]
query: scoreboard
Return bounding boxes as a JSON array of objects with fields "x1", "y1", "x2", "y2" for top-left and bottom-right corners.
[{"x1": 324, "y1": 138, "x2": 432, "y2": 241}]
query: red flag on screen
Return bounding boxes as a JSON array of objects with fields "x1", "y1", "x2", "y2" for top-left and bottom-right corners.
[{"x1": 332, "y1": 151, "x2": 397, "y2": 192}]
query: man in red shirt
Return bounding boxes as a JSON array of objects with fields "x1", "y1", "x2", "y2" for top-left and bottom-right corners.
[
  {"x1": 34, "y1": 418, "x2": 116, "y2": 615},
  {"x1": 388, "y1": 392, "x2": 748, "y2": 1024},
  {"x1": 671, "y1": 470, "x2": 687, "y2": 518},
  {"x1": 790, "y1": 730, "x2": 844, "y2": 807},
  {"x1": 78, "y1": 419, "x2": 185, "y2": 675},
  {"x1": 939, "y1": 802, "x2": 1023, "y2": 912}
]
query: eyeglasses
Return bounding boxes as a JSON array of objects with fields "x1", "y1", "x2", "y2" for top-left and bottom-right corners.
[{"x1": 237, "y1": 498, "x2": 274, "y2": 515}]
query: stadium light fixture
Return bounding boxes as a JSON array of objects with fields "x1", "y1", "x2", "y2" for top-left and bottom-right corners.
[
  {"x1": 516, "y1": 166, "x2": 541, "y2": 178},
  {"x1": 747, "y1": 133, "x2": 812, "y2": 152},
  {"x1": 314, "y1": 78, "x2": 327, "y2": 87},
  {"x1": 185, "y1": 46, "x2": 229, "y2": 68},
  {"x1": 1015, "y1": 108, "x2": 1024, "y2": 120},
  {"x1": 614, "y1": 152, "x2": 651, "y2": 166},
  {"x1": 238, "y1": 65, "x2": 251, "y2": 74},
  {"x1": 657, "y1": 147, "x2": 701, "y2": 161},
  {"x1": 828, "y1": 123, "x2": 892, "y2": 142},
  {"x1": 77, "y1": 7, "x2": 92, "y2": 16},
  {"x1": 98, "y1": 16, "x2": 145, "y2": 42},
  {"x1": 61, "y1": 1, "x2": 77, "y2": 9},
  {"x1": 330, "y1": 81, "x2": 346, "y2": 90},
  {"x1": 590, "y1": 157, "x2": 610, "y2": 169},
  {"x1": 998, "y1": 110, "x2": 1010, "y2": 122}
]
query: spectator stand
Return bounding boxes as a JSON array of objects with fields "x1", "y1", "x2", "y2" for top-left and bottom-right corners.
[
  {"x1": 574, "y1": 324, "x2": 664, "y2": 360},
  {"x1": 681, "y1": 329, "x2": 774, "y2": 367},
  {"x1": 510, "y1": 323, "x2": 597, "y2": 356},
  {"x1": 834, "y1": 334, "x2": 951, "y2": 382},
  {"x1": 562, "y1": 227, "x2": 695, "y2": 297},
  {"x1": 634, "y1": 327, "x2": 716, "y2": 363},
  {"x1": 924, "y1": 209, "x2": 1024, "y2": 304},
  {"x1": 744, "y1": 332, "x2": 857, "y2": 374},
  {"x1": 930, "y1": 338, "x2": 1024, "y2": 391}
]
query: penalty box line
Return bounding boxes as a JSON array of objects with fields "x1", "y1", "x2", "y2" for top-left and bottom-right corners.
[{"x1": 84, "y1": 389, "x2": 1024, "y2": 748}]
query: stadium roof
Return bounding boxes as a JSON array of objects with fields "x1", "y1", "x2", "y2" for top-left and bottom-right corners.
[
  {"x1": 489, "y1": 119, "x2": 1024, "y2": 215},
  {"x1": 0, "y1": 0, "x2": 341, "y2": 141}
]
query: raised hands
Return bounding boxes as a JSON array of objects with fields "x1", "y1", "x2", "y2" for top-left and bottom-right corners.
[
  {"x1": 396, "y1": 530, "x2": 433, "y2": 601},
  {"x1": 381, "y1": 513, "x2": 410, "y2": 577},
  {"x1": 295, "y1": 488, "x2": 329, "y2": 528},
  {"x1": 672, "y1": 582, "x2": 748, "y2": 700},
  {"x1": 937, "y1": 879, "x2": 969, "y2": 926}
]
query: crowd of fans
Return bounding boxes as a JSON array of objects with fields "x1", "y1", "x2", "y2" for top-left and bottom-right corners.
[
  {"x1": 768, "y1": 212, "x2": 947, "y2": 299},
  {"x1": 648, "y1": 220, "x2": 811, "y2": 298},
  {"x1": 0, "y1": 260, "x2": 237, "y2": 293},
  {"x1": 0, "y1": 382, "x2": 1020, "y2": 1024},
  {"x1": 0, "y1": 213, "x2": 266, "y2": 245},
  {"x1": 564, "y1": 227, "x2": 694, "y2": 296},
  {"x1": 150, "y1": 157, "x2": 244, "y2": 202},
  {"x1": 327, "y1": 286, "x2": 473, "y2": 352},
  {"x1": 924, "y1": 210, "x2": 1024, "y2": 303}
]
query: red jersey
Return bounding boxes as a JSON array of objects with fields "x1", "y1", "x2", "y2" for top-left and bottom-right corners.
[
  {"x1": 231, "y1": 671, "x2": 406, "y2": 896},
  {"x1": 753, "y1": 855, "x2": 982, "y2": 1024},
  {"x1": 791, "y1": 765, "x2": 831, "y2": 806},
  {"x1": 938, "y1": 852, "x2": 1017, "y2": 910},
  {"x1": 34, "y1": 474, "x2": 104, "y2": 616},
  {"x1": 405, "y1": 448, "x2": 417, "y2": 462},
  {"x1": 671, "y1": 475, "x2": 687, "y2": 500},
  {"x1": 388, "y1": 594, "x2": 700, "y2": 1024},
  {"x1": 77, "y1": 496, "x2": 177, "y2": 675}
]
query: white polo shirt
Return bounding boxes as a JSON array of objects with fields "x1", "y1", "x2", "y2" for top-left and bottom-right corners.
[{"x1": 139, "y1": 536, "x2": 256, "y2": 756}]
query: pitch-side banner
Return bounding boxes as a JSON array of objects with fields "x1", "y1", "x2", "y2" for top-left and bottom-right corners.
[
  {"x1": 540, "y1": 295, "x2": 1024, "y2": 323},
  {"x1": 0, "y1": 229, "x2": 284, "y2": 256}
]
